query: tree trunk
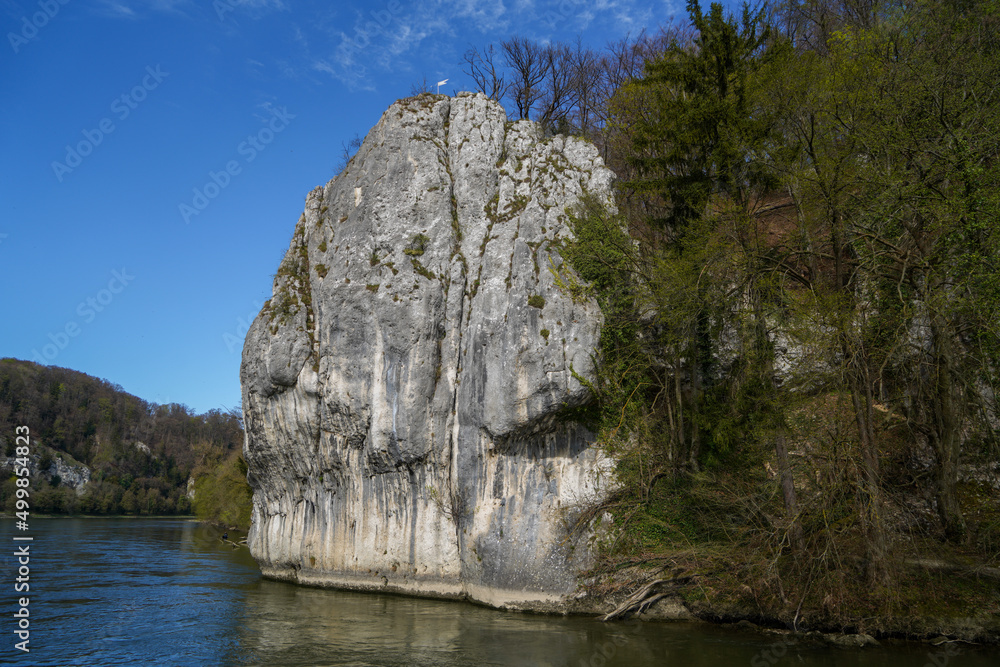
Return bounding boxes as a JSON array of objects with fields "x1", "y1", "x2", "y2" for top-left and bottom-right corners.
[
  {"x1": 843, "y1": 331, "x2": 889, "y2": 584},
  {"x1": 688, "y1": 353, "x2": 701, "y2": 472},
  {"x1": 752, "y1": 287, "x2": 805, "y2": 554},
  {"x1": 775, "y1": 430, "x2": 805, "y2": 552},
  {"x1": 929, "y1": 309, "x2": 966, "y2": 542}
]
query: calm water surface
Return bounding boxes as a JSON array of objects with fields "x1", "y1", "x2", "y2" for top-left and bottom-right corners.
[{"x1": 2, "y1": 518, "x2": 996, "y2": 666}]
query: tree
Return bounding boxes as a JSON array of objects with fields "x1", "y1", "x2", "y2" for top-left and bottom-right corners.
[
  {"x1": 192, "y1": 450, "x2": 253, "y2": 529},
  {"x1": 535, "y1": 43, "x2": 576, "y2": 133},
  {"x1": 614, "y1": 0, "x2": 808, "y2": 549},
  {"x1": 336, "y1": 133, "x2": 363, "y2": 174},
  {"x1": 461, "y1": 44, "x2": 508, "y2": 102},
  {"x1": 844, "y1": 0, "x2": 1000, "y2": 541},
  {"x1": 409, "y1": 76, "x2": 432, "y2": 95},
  {"x1": 501, "y1": 36, "x2": 551, "y2": 120}
]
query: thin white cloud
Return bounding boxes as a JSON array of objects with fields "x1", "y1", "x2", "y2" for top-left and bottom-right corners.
[
  {"x1": 292, "y1": 24, "x2": 309, "y2": 49},
  {"x1": 615, "y1": 3, "x2": 654, "y2": 30},
  {"x1": 307, "y1": 0, "x2": 670, "y2": 91},
  {"x1": 109, "y1": 3, "x2": 136, "y2": 17},
  {"x1": 96, "y1": 0, "x2": 288, "y2": 21},
  {"x1": 94, "y1": 0, "x2": 191, "y2": 18},
  {"x1": 94, "y1": 0, "x2": 137, "y2": 18},
  {"x1": 239, "y1": 0, "x2": 285, "y2": 7},
  {"x1": 449, "y1": 0, "x2": 509, "y2": 33}
]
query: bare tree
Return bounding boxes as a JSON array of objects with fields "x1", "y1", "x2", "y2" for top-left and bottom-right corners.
[
  {"x1": 769, "y1": 0, "x2": 885, "y2": 54},
  {"x1": 224, "y1": 402, "x2": 244, "y2": 431},
  {"x1": 596, "y1": 28, "x2": 678, "y2": 119},
  {"x1": 501, "y1": 36, "x2": 551, "y2": 120},
  {"x1": 335, "y1": 133, "x2": 363, "y2": 174},
  {"x1": 567, "y1": 38, "x2": 601, "y2": 138},
  {"x1": 536, "y1": 43, "x2": 576, "y2": 133},
  {"x1": 409, "y1": 76, "x2": 432, "y2": 95},
  {"x1": 461, "y1": 44, "x2": 508, "y2": 102}
]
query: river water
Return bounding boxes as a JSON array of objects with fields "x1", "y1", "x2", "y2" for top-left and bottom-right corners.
[{"x1": 2, "y1": 518, "x2": 995, "y2": 666}]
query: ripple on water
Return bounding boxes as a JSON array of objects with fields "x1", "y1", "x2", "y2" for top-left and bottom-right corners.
[{"x1": 6, "y1": 518, "x2": 998, "y2": 667}]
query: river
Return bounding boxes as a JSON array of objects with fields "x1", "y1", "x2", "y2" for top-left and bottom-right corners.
[{"x1": 2, "y1": 518, "x2": 994, "y2": 666}]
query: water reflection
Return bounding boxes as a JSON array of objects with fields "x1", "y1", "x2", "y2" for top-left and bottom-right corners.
[{"x1": 4, "y1": 519, "x2": 996, "y2": 667}]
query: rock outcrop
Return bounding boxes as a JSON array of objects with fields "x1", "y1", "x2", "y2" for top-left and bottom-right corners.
[
  {"x1": 241, "y1": 92, "x2": 615, "y2": 610},
  {"x1": 1, "y1": 449, "x2": 91, "y2": 495}
]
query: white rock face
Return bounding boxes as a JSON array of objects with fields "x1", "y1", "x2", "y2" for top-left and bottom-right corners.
[
  {"x1": 241, "y1": 93, "x2": 614, "y2": 610},
  {"x1": 1, "y1": 450, "x2": 91, "y2": 495}
]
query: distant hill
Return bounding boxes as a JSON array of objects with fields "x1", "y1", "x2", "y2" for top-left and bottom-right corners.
[{"x1": 0, "y1": 358, "x2": 244, "y2": 517}]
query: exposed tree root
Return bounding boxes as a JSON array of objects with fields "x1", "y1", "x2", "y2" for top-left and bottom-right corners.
[{"x1": 601, "y1": 573, "x2": 694, "y2": 621}]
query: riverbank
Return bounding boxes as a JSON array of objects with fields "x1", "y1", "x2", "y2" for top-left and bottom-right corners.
[
  {"x1": 251, "y1": 539, "x2": 998, "y2": 647},
  {"x1": 584, "y1": 551, "x2": 1000, "y2": 646}
]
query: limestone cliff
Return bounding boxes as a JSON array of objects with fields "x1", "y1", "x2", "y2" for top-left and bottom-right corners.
[{"x1": 241, "y1": 92, "x2": 615, "y2": 610}]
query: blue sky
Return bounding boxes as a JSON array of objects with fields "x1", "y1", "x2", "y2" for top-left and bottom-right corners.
[{"x1": 0, "y1": 0, "x2": 736, "y2": 415}]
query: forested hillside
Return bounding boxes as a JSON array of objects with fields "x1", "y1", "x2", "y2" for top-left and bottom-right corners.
[
  {"x1": 463, "y1": 0, "x2": 1000, "y2": 635},
  {"x1": 0, "y1": 358, "x2": 249, "y2": 526}
]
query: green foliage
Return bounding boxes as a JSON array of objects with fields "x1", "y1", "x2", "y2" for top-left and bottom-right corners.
[
  {"x1": 527, "y1": 295, "x2": 545, "y2": 309},
  {"x1": 191, "y1": 450, "x2": 252, "y2": 530},
  {"x1": 403, "y1": 233, "x2": 430, "y2": 256},
  {"x1": 410, "y1": 258, "x2": 436, "y2": 280},
  {"x1": 559, "y1": 194, "x2": 653, "y2": 440},
  {"x1": 623, "y1": 0, "x2": 778, "y2": 235},
  {"x1": 584, "y1": 0, "x2": 1000, "y2": 573}
]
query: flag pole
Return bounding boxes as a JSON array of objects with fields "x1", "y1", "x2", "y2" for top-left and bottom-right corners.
[{"x1": 436, "y1": 78, "x2": 448, "y2": 94}]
